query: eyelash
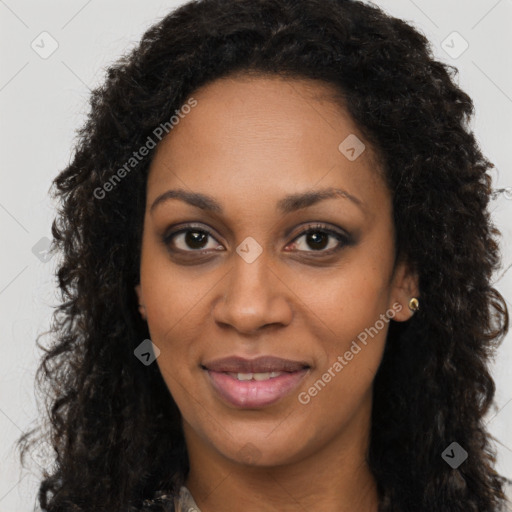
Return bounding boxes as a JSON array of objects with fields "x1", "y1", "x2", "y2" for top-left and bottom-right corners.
[{"x1": 162, "y1": 222, "x2": 351, "y2": 257}]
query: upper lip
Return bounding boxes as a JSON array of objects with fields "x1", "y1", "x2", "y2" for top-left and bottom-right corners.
[{"x1": 202, "y1": 356, "x2": 310, "y2": 373}]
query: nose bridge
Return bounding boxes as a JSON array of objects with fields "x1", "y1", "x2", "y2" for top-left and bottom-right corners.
[
  {"x1": 228, "y1": 243, "x2": 273, "y2": 310},
  {"x1": 213, "y1": 238, "x2": 291, "y2": 333}
]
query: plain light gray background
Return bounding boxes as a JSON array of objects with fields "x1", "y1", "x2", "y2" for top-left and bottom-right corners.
[{"x1": 1, "y1": 0, "x2": 511, "y2": 510}]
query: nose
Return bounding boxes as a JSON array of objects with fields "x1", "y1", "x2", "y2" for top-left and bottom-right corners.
[{"x1": 212, "y1": 248, "x2": 293, "y2": 335}]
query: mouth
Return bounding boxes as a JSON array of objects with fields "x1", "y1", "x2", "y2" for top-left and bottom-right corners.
[{"x1": 201, "y1": 356, "x2": 310, "y2": 408}]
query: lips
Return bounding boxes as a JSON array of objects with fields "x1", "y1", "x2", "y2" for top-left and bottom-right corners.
[
  {"x1": 202, "y1": 355, "x2": 310, "y2": 373},
  {"x1": 202, "y1": 356, "x2": 310, "y2": 408}
]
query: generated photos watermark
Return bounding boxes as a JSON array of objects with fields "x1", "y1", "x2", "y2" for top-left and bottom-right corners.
[
  {"x1": 298, "y1": 302, "x2": 403, "y2": 405},
  {"x1": 93, "y1": 97, "x2": 198, "y2": 200}
]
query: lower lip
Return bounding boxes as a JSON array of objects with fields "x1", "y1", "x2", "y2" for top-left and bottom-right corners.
[{"x1": 206, "y1": 369, "x2": 308, "y2": 408}]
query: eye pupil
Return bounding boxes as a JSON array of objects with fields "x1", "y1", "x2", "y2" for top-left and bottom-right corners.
[
  {"x1": 186, "y1": 231, "x2": 207, "y2": 249},
  {"x1": 307, "y1": 231, "x2": 328, "y2": 250}
]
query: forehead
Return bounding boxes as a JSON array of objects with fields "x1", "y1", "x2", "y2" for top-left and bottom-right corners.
[{"x1": 146, "y1": 75, "x2": 387, "y2": 215}]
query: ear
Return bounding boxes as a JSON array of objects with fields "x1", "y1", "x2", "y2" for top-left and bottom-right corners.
[
  {"x1": 135, "y1": 284, "x2": 147, "y2": 320},
  {"x1": 388, "y1": 259, "x2": 420, "y2": 322}
]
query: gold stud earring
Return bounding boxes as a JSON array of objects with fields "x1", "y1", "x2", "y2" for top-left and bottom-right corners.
[{"x1": 408, "y1": 297, "x2": 419, "y2": 312}]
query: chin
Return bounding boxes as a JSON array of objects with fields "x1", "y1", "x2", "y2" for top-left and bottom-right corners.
[{"x1": 209, "y1": 428, "x2": 312, "y2": 468}]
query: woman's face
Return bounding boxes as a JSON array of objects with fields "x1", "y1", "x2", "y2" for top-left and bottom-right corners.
[{"x1": 136, "y1": 75, "x2": 417, "y2": 468}]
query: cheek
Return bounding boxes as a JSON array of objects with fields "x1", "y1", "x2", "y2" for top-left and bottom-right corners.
[
  {"x1": 296, "y1": 275, "x2": 390, "y2": 426},
  {"x1": 139, "y1": 249, "x2": 212, "y2": 395},
  {"x1": 297, "y1": 253, "x2": 393, "y2": 341},
  {"x1": 294, "y1": 245, "x2": 394, "y2": 392},
  {"x1": 141, "y1": 246, "x2": 221, "y2": 342}
]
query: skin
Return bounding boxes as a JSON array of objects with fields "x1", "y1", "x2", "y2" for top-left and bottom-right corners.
[{"x1": 136, "y1": 74, "x2": 419, "y2": 512}]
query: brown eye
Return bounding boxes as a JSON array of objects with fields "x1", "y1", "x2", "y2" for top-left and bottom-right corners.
[
  {"x1": 304, "y1": 231, "x2": 329, "y2": 250},
  {"x1": 182, "y1": 230, "x2": 209, "y2": 249},
  {"x1": 288, "y1": 224, "x2": 350, "y2": 254},
  {"x1": 163, "y1": 226, "x2": 224, "y2": 253}
]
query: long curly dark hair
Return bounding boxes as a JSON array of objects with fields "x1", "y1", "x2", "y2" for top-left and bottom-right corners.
[{"x1": 17, "y1": 0, "x2": 510, "y2": 510}]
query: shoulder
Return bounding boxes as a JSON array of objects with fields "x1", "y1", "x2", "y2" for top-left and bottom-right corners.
[
  {"x1": 175, "y1": 486, "x2": 201, "y2": 511},
  {"x1": 502, "y1": 478, "x2": 512, "y2": 511},
  {"x1": 139, "y1": 486, "x2": 200, "y2": 512}
]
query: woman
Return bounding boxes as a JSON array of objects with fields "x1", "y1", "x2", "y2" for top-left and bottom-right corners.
[{"x1": 17, "y1": 0, "x2": 511, "y2": 510}]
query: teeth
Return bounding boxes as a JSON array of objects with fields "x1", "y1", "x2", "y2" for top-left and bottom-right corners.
[
  {"x1": 228, "y1": 371, "x2": 283, "y2": 381},
  {"x1": 253, "y1": 372, "x2": 272, "y2": 381}
]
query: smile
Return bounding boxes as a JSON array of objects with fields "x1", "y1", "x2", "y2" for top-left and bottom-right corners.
[{"x1": 202, "y1": 355, "x2": 310, "y2": 408}]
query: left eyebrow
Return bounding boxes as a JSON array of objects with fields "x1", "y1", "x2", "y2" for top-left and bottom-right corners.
[
  {"x1": 276, "y1": 187, "x2": 364, "y2": 214},
  {"x1": 149, "y1": 186, "x2": 365, "y2": 215}
]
